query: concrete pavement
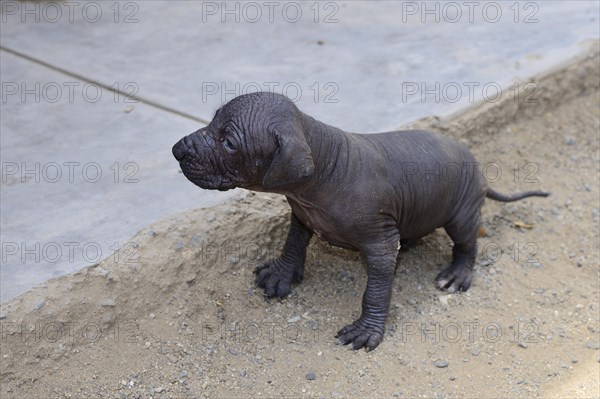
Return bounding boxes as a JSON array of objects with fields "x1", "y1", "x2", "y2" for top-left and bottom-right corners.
[{"x1": 1, "y1": 0, "x2": 599, "y2": 301}]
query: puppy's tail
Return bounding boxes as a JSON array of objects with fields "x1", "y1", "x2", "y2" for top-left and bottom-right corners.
[{"x1": 486, "y1": 188, "x2": 550, "y2": 202}]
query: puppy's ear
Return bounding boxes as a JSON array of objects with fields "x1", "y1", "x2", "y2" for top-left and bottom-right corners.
[{"x1": 262, "y1": 126, "x2": 314, "y2": 189}]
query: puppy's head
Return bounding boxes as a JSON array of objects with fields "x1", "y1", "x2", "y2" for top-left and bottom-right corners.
[{"x1": 172, "y1": 92, "x2": 314, "y2": 191}]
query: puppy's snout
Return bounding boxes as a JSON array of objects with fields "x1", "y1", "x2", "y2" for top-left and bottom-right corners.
[
  {"x1": 172, "y1": 138, "x2": 188, "y2": 161},
  {"x1": 173, "y1": 129, "x2": 209, "y2": 161}
]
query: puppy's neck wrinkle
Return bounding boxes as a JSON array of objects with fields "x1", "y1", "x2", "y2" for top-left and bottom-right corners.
[{"x1": 300, "y1": 112, "x2": 352, "y2": 189}]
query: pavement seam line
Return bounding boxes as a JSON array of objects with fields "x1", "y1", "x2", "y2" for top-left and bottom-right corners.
[{"x1": 0, "y1": 45, "x2": 210, "y2": 125}]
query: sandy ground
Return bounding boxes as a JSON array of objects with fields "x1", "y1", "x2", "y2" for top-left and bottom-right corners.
[{"x1": 1, "y1": 52, "x2": 599, "y2": 398}]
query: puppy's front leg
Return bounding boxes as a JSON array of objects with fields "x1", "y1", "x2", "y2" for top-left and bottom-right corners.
[
  {"x1": 337, "y1": 232, "x2": 399, "y2": 351},
  {"x1": 255, "y1": 212, "x2": 313, "y2": 298}
]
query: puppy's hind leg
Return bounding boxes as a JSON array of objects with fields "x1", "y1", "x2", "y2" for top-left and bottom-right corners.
[
  {"x1": 435, "y1": 210, "x2": 481, "y2": 293},
  {"x1": 255, "y1": 212, "x2": 312, "y2": 298}
]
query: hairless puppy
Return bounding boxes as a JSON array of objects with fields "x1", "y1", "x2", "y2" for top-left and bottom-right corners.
[{"x1": 172, "y1": 92, "x2": 549, "y2": 351}]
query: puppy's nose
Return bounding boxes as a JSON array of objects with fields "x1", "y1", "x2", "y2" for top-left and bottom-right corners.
[{"x1": 172, "y1": 139, "x2": 187, "y2": 161}]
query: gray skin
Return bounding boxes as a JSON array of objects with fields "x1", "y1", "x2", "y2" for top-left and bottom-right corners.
[{"x1": 172, "y1": 92, "x2": 549, "y2": 351}]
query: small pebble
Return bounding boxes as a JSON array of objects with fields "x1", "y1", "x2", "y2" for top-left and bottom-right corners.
[
  {"x1": 518, "y1": 342, "x2": 528, "y2": 349},
  {"x1": 433, "y1": 360, "x2": 449, "y2": 368},
  {"x1": 571, "y1": 357, "x2": 579, "y2": 363},
  {"x1": 439, "y1": 295, "x2": 450, "y2": 306},
  {"x1": 564, "y1": 136, "x2": 576, "y2": 145},
  {"x1": 306, "y1": 371, "x2": 317, "y2": 380},
  {"x1": 586, "y1": 341, "x2": 599, "y2": 350},
  {"x1": 287, "y1": 315, "x2": 301, "y2": 323},
  {"x1": 167, "y1": 354, "x2": 178, "y2": 364},
  {"x1": 229, "y1": 348, "x2": 238, "y2": 355},
  {"x1": 551, "y1": 327, "x2": 565, "y2": 337},
  {"x1": 179, "y1": 370, "x2": 188, "y2": 378},
  {"x1": 228, "y1": 256, "x2": 239, "y2": 264},
  {"x1": 100, "y1": 298, "x2": 116, "y2": 307}
]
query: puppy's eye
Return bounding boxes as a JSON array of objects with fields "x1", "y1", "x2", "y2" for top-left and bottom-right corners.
[{"x1": 222, "y1": 137, "x2": 236, "y2": 152}]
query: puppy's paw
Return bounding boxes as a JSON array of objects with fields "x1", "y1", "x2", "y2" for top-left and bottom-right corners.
[
  {"x1": 254, "y1": 260, "x2": 296, "y2": 298},
  {"x1": 435, "y1": 264, "x2": 472, "y2": 293},
  {"x1": 336, "y1": 321, "x2": 384, "y2": 351}
]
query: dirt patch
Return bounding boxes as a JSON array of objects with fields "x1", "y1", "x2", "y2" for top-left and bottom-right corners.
[{"x1": 1, "y1": 49, "x2": 599, "y2": 398}]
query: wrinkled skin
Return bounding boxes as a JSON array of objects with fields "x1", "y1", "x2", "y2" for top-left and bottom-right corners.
[{"x1": 173, "y1": 92, "x2": 548, "y2": 351}]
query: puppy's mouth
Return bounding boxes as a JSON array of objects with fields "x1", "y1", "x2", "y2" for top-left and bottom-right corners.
[{"x1": 178, "y1": 159, "x2": 234, "y2": 191}]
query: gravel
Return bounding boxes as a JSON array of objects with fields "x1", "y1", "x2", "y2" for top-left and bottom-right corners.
[
  {"x1": 99, "y1": 298, "x2": 116, "y2": 307},
  {"x1": 586, "y1": 341, "x2": 599, "y2": 350}
]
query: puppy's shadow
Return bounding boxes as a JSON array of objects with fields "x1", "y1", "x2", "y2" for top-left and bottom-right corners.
[{"x1": 394, "y1": 231, "x2": 453, "y2": 290}]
